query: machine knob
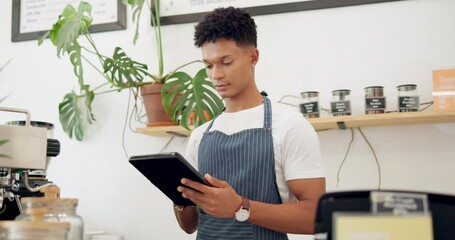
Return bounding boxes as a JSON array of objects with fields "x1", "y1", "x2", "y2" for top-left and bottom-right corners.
[{"x1": 47, "y1": 139, "x2": 60, "y2": 157}]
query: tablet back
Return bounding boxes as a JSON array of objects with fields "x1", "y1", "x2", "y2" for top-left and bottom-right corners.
[{"x1": 129, "y1": 152, "x2": 207, "y2": 206}]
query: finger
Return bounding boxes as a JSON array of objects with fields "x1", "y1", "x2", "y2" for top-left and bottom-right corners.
[
  {"x1": 204, "y1": 174, "x2": 226, "y2": 188},
  {"x1": 177, "y1": 185, "x2": 197, "y2": 198},
  {"x1": 181, "y1": 178, "x2": 210, "y2": 193}
]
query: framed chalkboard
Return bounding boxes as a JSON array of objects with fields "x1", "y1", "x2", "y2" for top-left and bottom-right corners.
[
  {"x1": 11, "y1": 0, "x2": 127, "y2": 42},
  {"x1": 158, "y1": 0, "x2": 407, "y2": 25}
]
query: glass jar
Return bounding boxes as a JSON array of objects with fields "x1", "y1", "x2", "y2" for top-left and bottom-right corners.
[
  {"x1": 1, "y1": 208, "x2": 69, "y2": 240},
  {"x1": 16, "y1": 198, "x2": 83, "y2": 240},
  {"x1": 364, "y1": 86, "x2": 386, "y2": 114},
  {"x1": 300, "y1": 91, "x2": 320, "y2": 118},
  {"x1": 331, "y1": 89, "x2": 351, "y2": 116},
  {"x1": 0, "y1": 221, "x2": 69, "y2": 240},
  {"x1": 397, "y1": 84, "x2": 419, "y2": 112}
]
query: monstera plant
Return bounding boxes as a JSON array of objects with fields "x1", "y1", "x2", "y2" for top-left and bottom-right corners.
[{"x1": 40, "y1": 0, "x2": 224, "y2": 141}]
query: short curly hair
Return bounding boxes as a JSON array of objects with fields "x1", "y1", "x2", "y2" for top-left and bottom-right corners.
[{"x1": 194, "y1": 7, "x2": 257, "y2": 48}]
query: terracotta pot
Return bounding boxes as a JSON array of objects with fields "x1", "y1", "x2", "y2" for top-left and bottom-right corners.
[
  {"x1": 140, "y1": 84, "x2": 176, "y2": 127},
  {"x1": 189, "y1": 110, "x2": 211, "y2": 125}
]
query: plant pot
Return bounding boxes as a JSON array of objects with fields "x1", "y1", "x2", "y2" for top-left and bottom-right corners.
[{"x1": 140, "y1": 84, "x2": 176, "y2": 127}]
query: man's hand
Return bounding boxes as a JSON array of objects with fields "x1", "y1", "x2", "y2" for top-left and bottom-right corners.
[{"x1": 177, "y1": 173, "x2": 242, "y2": 218}]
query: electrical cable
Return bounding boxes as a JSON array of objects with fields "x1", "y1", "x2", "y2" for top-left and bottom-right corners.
[
  {"x1": 277, "y1": 95, "x2": 300, "y2": 107},
  {"x1": 122, "y1": 89, "x2": 133, "y2": 159},
  {"x1": 159, "y1": 136, "x2": 174, "y2": 153},
  {"x1": 357, "y1": 127, "x2": 382, "y2": 190},
  {"x1": 0, "y1": 59, "x2": 12, "y2": 72},
  {"x1": 419, "y1": 101, "x2": 433, "y2": 111},
  {"x1": 336, "y1": 128, "x2": 355, "y2": 188},
  {"x1": 122, "y1": 87, "x2": 176, "y2": 156}
]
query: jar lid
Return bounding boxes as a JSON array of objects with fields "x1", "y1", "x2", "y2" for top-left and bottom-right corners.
[
  {"x1": 300, "y1": 91, "x2": 319, "y2": 98},
  {"x1": 364, "y1": 86, "x2": 384, "y2": 90},
  {"x1": 397, "y1": 84, "x2": 417, "y2": 89},
  {"x1": 332, "y1": 89, "x2": 351, "y2": 94},
  {"x1": 300, "y1": 91, "x2": 319, "y2": 94},
  {"x1": 21, "y1": 197, "x2": 78, "y2": 205}
]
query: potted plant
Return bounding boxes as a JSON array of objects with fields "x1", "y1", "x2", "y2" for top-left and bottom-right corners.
[{"x1": 39, "y1": 0, "x2": 224, "y2": 141}]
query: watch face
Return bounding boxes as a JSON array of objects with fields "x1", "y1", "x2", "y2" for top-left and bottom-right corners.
[{"x1": 235, "y1": 209, "x2": 250, "y2": 222}]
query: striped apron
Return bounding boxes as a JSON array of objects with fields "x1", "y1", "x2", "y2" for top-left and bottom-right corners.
[{"x1": 197, "y1": 96, "x2": 289, "y2": 240}]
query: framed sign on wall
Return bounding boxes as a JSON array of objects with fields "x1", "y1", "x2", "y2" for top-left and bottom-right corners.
[
  {"x1": 11, "y1": 0, "x2": 127, "y2": 42},
  {"x1": 158, "y1": 0, "x2": 406, "y2": 25}
]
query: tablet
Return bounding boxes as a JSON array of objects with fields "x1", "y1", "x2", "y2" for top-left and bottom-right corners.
[{"x1": 129, "y1": 152, "x2": 211, "y2": 206}]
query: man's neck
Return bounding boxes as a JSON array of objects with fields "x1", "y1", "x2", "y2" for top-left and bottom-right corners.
[{"x1": 224, "y1": 91, "x2": 263, "y2": 113}]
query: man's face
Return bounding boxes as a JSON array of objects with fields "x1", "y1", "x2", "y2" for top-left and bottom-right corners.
[{"x1": 202, "y1": 38, "x2": 257, "y2": 99}]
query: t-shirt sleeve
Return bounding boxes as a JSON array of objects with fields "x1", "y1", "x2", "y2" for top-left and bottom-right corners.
[
  {"x1": 281, "y1": 115, "x2": 325, "y2": 180},
  {"x1": 184, "y1": 122, "x2": 209, "y2": 170}
]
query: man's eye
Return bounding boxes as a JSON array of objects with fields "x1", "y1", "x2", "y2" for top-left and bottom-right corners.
[
  {"x1": 205, "y1": 65, "x2": 213, "y2": 70},
  {"x1": 223, "y1": 62, "x2": 232, "y2": 65}
]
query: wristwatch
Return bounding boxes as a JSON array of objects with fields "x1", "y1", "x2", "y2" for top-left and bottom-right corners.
[{"x1": 234, "y1": 196, "x2": 250, "y2": 222}]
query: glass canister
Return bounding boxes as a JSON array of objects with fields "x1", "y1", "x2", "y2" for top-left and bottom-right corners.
[
  {"x1": 364, "y1": 86, "x2": 386, "y2": 114},
  {"x1": 331, "y1": 89, "x2": 351, "y2": 116},
  {"x1": 16, "y1": 198, "x2": 83, "y2": 240},
  {"x1": 397, "y1": 84, "x2": 419, "y2": 112},
  {"x1": 1, "y1": 208, "x2": 69, "y2": 240},
  {"x1": 300, "y1": 91, "x2": 320, "y2": 118}
]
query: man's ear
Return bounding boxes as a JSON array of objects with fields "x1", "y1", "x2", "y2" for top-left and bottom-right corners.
[{"x1": 250, "y1": 48, "x2": 259, "y2": 65}]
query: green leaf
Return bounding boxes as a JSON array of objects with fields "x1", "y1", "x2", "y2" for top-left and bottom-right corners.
[
  {"x1": 103, "y1": 47, "x2": 151, "y2": 88},
  {"x1": 68, "y1": 40, "x2": 84, "y2": 88},
  {"x1": 48, "y1": 2, "x2": 93, "y2": 57},
  {"x1": 123, "y1": 0, "x2": 145, "y2": 44},
  {"x1": 162, "y1": 68, "x2": 224, "y2": 129},
  {"x1": 58, "y1": 90, "x2": 96, "y2": 141},
  {"x1": 84, "y1": 88, "x2": 96, "y2": 124},
  {"x1": 37, "y1": 31, "x2": 50, "y2": 46}
]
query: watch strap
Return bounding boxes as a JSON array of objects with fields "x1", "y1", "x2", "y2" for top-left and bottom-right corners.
[{"x1": 241, "y1": 196, "x2": 249, "y2": 210}]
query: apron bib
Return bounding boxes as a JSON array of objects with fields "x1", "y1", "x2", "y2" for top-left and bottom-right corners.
[{"x1": 197, "y1": 97, "x2": 288, "y2": 240}]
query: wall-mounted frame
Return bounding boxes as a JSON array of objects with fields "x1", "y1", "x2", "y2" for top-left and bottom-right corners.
[
  {"x1": 159, "y1": 0, "x2": 406, "y2": 25},
  {"x1": 11, "y1": 0, "x2": 127, "y2": 42}
]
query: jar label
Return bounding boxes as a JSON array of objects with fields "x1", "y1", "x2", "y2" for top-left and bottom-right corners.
[
  {"x1": 398, "y1": 96, "x2": 419, "y2": 110},
  {"x1": 365, "y1": 97, "x2": 386, "y2": 110},
  {"x1": 331, "y1": 100, "x2": 351, "y2": 114},
  {"x1": 300, "y1": 101, "x2": 319, "y2": 114}
]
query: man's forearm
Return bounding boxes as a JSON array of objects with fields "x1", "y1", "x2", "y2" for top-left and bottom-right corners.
[
  {"x1": 174, "y1": 205, "x2": 199, "y2": 234},
  {"x1": 248, "y1": 199, "x2": 318, "y2": 234}
]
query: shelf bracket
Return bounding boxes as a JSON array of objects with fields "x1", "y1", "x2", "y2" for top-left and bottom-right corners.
[
  {"x1": 165, "y1": 131, "x2": 188, "y2": 137},
  {"x1": 336, "y1": 121, "x2": 347, "y2": 129}
]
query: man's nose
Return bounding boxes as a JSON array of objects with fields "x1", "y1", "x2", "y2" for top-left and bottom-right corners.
[{"x1": 211, "y1": 65, "x2": 224, "y2": 80}]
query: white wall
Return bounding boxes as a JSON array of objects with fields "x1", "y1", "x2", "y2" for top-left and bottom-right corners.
[{"x1": 1, "y1": 0, "x2": 454, "y2": 239}]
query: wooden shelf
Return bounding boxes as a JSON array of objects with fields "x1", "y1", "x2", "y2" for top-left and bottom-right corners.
[
  {"x1": 136, "y1": 111, "x2": 455, "y2": 136},
  {"x1": 308, "y1": 111, "x2": 455, "y2": 131},
  {"x1": 136, "y1": 125, "x2": 192, "y2": 137}
]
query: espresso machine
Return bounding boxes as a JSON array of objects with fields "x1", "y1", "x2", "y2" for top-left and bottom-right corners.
[{"x1": 0, "y1": 107, "x2": 60, "y2": 220}]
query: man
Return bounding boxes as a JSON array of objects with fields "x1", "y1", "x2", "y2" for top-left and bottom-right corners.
[{"x1": 174, "y1": 7, "x2": 326, "y2": 240}]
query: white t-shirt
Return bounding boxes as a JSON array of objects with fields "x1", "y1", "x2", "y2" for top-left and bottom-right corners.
[{"x1": 185, "y1": 101, "x2": 325, "y2": 203}]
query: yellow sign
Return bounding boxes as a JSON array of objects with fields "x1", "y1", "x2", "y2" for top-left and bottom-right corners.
[
  {"x1": 433, "y1": 68, "x2": 455, "y2": 111},
  {"x1": 334, "y1": 214, "x2": 433, "y2": 240}
]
